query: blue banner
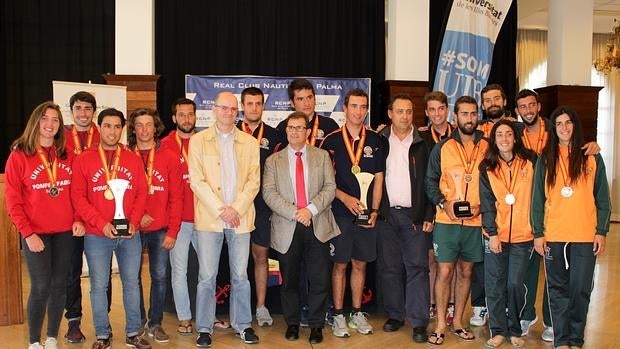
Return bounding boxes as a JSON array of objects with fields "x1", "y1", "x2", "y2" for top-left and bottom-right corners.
[
  {"x1": 186, "y1": 75, "x2": 371, "y2": 128},
  {"x1": 432, "y1": 0, "x2": 513, "y2": 121}
]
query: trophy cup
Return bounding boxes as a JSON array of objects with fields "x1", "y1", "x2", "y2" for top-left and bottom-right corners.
[
  {"x1": 353, "y1": 172, "x2": 375, "y2": 225},
  {"x1": 451, "y1": 171, "x2": 473, "y2": 218},
  {"x1": 108, "y1": 178, "x2": 130, "y2": 236}
]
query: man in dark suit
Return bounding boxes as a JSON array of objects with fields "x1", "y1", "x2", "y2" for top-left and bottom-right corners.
[{"x1": 262, "y1": 111, "x2": 340, "y2": 344}]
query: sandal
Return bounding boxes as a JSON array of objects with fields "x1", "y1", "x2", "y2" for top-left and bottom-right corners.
[
  {"x1": 453, "y1": 327, "x2": 475, "y2": 341},
  {"x1": 427, "y1": 332, "x2": 445, "y2": 346},
  {"x1": 510, "y1": 336, "x2": 525, "y2": 348},
  {"x1": 485, "y1": 335, "x2": 506, "y2": 348},
  {"x1": 177, "y1": 321, "x2": 192, "y2": 335},
  {"x1": 214, "y1": 319, "x2": 231, "y2": 329}
]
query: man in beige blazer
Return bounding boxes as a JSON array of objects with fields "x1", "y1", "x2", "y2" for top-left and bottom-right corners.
[
  {"x1": 262, "y1": 111, "x2": 339, "y2": 344},
  {"x1": 188, "y1": 91, "x2": 261, "y2": 347}
]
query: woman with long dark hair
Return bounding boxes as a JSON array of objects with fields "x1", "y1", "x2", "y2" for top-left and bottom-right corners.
[
  {"x1": 532, "y1": 106, "x2": 610, "y2": 349},
  {"x1": 5, "y1": 101, "x2": 82, "y2": 349},
  {"x1": 479, "y1": 119, "x2": 536, "y2": 348}
]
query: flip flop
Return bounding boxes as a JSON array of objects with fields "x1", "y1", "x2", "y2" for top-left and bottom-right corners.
[
  {"x1": 177, "y1": 322, "x2": 192, "y2": 335},
  {"x1": 214, "y1": 319, "x2": 232, "y2": 329},
  {"x1": 453, "y1": 327, "x2": 475, "y2": 341},
  {"x1": 485, "y1": 335, "x2": 506, "y2": 348},
  {"x1": 510, "y1": 336, "x2": 525, "y2": 348},
  {"x1": 427, "y1": 332, "x2": 445, "y2": 346}
]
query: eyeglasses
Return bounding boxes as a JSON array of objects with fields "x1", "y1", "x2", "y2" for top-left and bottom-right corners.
[
  {"x1": 213, "y1": 105, "x2": 238, "y2": 113},
  {"x1": 286, "y1": 125, "x2": 307, "y2": 132}
]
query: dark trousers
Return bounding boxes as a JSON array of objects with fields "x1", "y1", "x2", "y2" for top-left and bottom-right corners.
[
  {"x1": 521, "y1": 248, "x2": 551, "y2": 325},
  {"x1": 23, "y1": 232, "x2": 73, "y2": 344},
  {"x1": 377, "y1": 209, "x2": 429, "y2": 328},
  {"x1": 65, "y1": 236, "x2": 112, "y2": 320},
  {"x1": 545, "y1": 242, "x2": 597, "y2": 348},
  {"x1": 471, "y1": 261, "x2": 486, "y2": 307},
  {"x1": 279, "y1": 222, "x2": 330, "y2": 328},
  {"x1": 484, "y1": 241, "x2": 531, "y2": 337}
]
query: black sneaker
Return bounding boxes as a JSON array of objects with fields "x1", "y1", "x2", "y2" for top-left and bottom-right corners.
[
  {"x1": 196, "y1": 332, "x2": 212, "y2": 348},
  {"x1": 237, "y1": 327, "x2": 259, "y2": 344},
  {"x1": 125, "y1": 335, "x2": 151, "y2": 349}
]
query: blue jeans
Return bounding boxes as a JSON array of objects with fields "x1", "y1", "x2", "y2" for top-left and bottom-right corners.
[
  {"x1": 195, "y1": 229, "x2": 251, "y2": 334},
  {"x1": 139, "y1": 229, "x2": 169, "y2": 327},
  {"x1": 84, "y1": 234, "x2": 142, "y2": 339},
  {"x1": 169, "y1": 221, "x2": 198, "y2": 321}
]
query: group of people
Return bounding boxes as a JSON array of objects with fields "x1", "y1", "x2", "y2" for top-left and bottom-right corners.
[{"x1": 4, "y1": 79, "x2": 610, "y2": 349}]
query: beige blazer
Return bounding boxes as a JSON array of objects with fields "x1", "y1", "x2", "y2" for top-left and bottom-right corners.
[
  {"x1": 262, "y1": 145, "x2": 340, "y2": 254},
  {"x1": 188, "y1": 126, "x2": 260, "y2": 233}
]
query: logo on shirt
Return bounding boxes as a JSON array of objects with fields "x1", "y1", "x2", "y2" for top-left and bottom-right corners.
[
  {"x1": 363, "y1": 146, "x2": 374, "y2": 158},
  {"x1": 260, "y1": 138, "x2": 270, "y2": 150},
  {"x1": 317, "y1": 129, "x2": 325, "y2": 140}
]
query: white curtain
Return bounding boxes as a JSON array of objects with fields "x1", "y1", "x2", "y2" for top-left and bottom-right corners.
[
  {"x1": 517, "y1": 29, "x2": 548, "y2": 89},
  {"x1": 517, "y1": 29, "x2": 619, "y2": 220}
]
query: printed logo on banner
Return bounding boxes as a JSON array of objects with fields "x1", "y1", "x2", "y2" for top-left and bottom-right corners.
[{"x1": 185, "y1": 75, "x2": 371, "y2": 128}]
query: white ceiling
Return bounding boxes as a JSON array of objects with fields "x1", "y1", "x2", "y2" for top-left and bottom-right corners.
[{"x1": 519, "y1": 0, "x2": 620, "y2": 33}]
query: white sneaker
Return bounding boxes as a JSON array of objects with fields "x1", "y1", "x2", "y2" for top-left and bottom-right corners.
[
  {"x1": 469, "y1": 306, "x2": 488, "y2": 326},
  {"x1": 255, "y1": 305, "x2": 273, "y2": 327},
  {"x1": 348, "y1": 311, "x2": 373, "y2": 335},
  {"x1": 542, "y1": 325, "x2": 554, "y2": 342},
  {"x1": 28, "y1": 342, "x2": 44, "y2": 349},
  {"x1": 520, "y1": 315, "x2": 538, "y2": 336},
  {"x1": 331, "y1": 314, "x2": 350, "y2": 338},
  {"x1": 44, "y1": 338, "x2": 57, "y2": 349}
]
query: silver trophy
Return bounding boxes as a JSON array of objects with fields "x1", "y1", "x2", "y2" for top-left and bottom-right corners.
[
  {"x1": 353, "y1": 172, "x2": 375, "y2": 225},
  {"x1": 108, "y1": 178, "x2": 130, "y2": 236}
]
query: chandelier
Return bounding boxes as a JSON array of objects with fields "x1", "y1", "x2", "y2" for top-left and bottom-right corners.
[{"x1": 594, "y1": 20, "x2": 620, "y2": 73}]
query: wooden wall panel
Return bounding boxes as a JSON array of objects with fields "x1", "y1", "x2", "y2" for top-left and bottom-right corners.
[
  {"x1": 103, "y1": 74, "x2": 160, "y2": 117},
  {"x1": 0, "y1": 174, "x2": 24, "y2": 325}
]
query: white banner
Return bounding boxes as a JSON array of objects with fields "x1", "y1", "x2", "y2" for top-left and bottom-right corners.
[{"x1": 432, "y1": 0, "x2": 513, "y2": 120}]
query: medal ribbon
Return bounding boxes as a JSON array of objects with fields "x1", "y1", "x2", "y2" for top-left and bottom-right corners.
[
  {"x1": 98, "y1": 145, "x2": 122, "y2": 183},
  {"x1": 134, "y1": 146, "x2": 155, "y2": 191},
  {"x1": 244, "y1": 122, "x2": 264, "y2": 143},
  {"x1": 72, "y1": 125, "x2": 94, "y2": 154},
  {"x1": 454, "y1": 141, "x2": 481, "y2": 177},
  {"x1": 36, "y1": 146, "x2": 58, "y2": 190},
  {"x1": 558, "y1": 147, "x2": 571, "y2": 188},
  {"x1": 522, "y1": 118, "x2": 547, "y2": 154},
  {"x1": 431, "y1": 123, "x2": 453, "y2": 143},
  {"x1": 341, "y1": 125, "x2": 366, "y2": 169},
  {"x1": 174, "y1": 131, "x2": 189, "y2": 165},
  {"x1": 306, "y1": 115, "x2": 320, "y2": 146},
  {"x1": 497, "y1": 157, "x2": 521, "y2": 195}
]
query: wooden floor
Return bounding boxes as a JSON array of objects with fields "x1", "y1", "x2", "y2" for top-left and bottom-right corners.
[{"x1": 2, "y1": 223, "x2": 619, "y2": 348}]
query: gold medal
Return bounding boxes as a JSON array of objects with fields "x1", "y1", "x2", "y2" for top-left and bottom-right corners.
[
  {"x1": 104, "y1": 188, "x2": 114, "y2": 200},
  {"x1": 351, "y1": 165, "x2": 361, "y2": 174}
]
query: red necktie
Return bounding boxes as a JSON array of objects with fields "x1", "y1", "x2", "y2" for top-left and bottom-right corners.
[{"x1": 295, "y1": 151, "x2": 308, "y2": 208}]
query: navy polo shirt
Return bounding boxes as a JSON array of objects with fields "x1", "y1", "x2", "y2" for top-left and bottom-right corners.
[
  {"x1": 236, "y1": 120, "x2": 284, "y2": 212},
  {"x1": 320, "y1": 127, "x2": 386, "y2": 218},
  {"x1": 276, "y1": 113, "x2": 340, "y2": 146}
]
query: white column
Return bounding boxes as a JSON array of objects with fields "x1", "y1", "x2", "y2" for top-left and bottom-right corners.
[
  {"x1": 115, "y1": 0, "x2": 155, "y2": 74},
  {"x1": 386, "y1": 0, "x2": 429, "y2": 81},
  {"x1": 547, "y1": 0, "x2": 593, "y2": 85}
]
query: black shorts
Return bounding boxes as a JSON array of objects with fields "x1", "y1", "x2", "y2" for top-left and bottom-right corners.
[
  {"x1": 251, "y1": 209, "x2": 271, "y2": 248},
  {"x1": 330, "y1": 215, "x2": 377, "y2": 263}
]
